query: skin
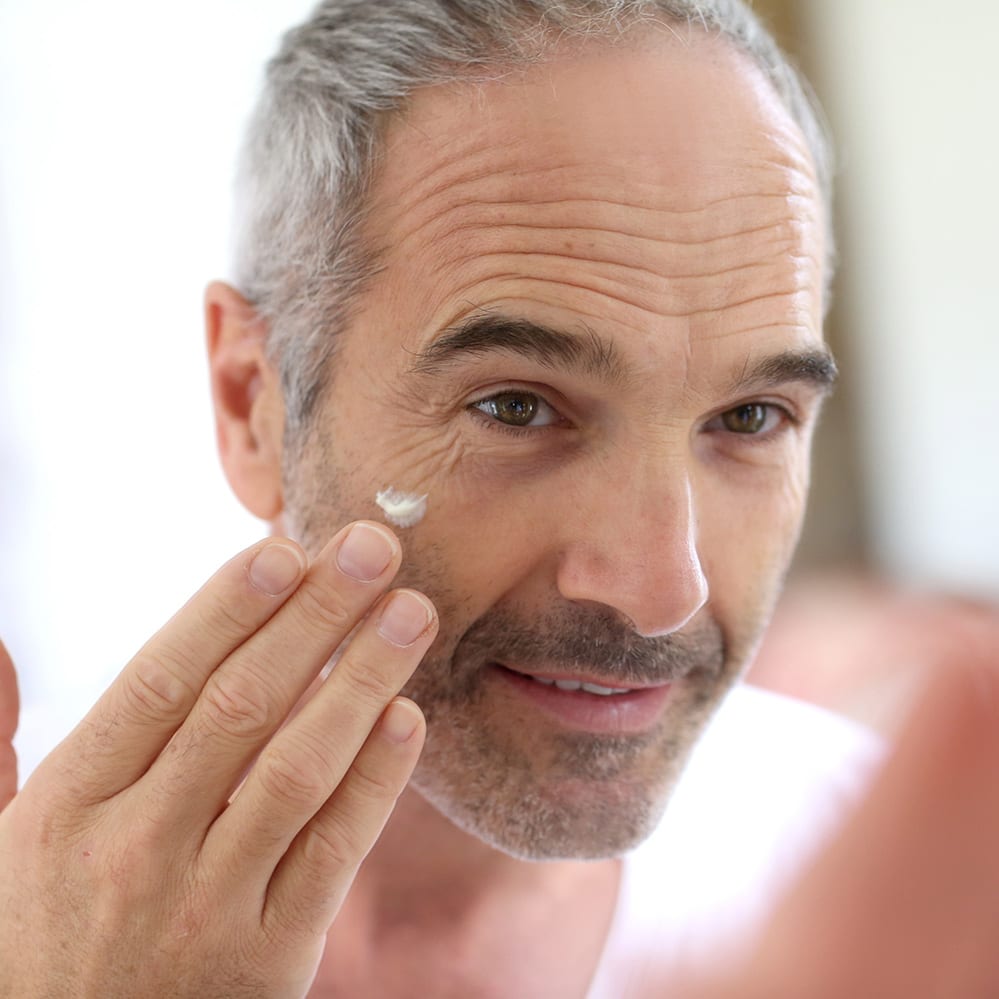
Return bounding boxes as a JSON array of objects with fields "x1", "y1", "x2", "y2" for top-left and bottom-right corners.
[{"x1": 6, "y1": 25, "x2": 990, "y2": 999}]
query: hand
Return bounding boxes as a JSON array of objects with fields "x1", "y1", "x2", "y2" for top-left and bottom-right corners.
[
  {"x1": 0, "y1": 639, "x2": 18, "y2": 810},
  {"x1": 0, "y1": 524, "x2": 437, "y2": 998},
  {"x1": 667, "y1": 641, "x2": 999, "y2": 999}
]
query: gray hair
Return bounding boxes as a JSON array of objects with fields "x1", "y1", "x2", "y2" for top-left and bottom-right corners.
[{"x1": 234, "y1": 0, "x2": 834, "y2": 434}]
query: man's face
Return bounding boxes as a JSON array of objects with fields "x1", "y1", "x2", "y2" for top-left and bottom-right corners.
[{"x1": 278, "y1": 34, "x2": 830, "y2": 859}]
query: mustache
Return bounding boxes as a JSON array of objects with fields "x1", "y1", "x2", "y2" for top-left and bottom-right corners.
[{"x1": 455, "y1": 604, "x2": 727, "y2": 685}]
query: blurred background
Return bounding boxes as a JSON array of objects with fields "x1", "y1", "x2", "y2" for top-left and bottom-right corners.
[
  {"x1": 744, "y1": 0, "x2": 999, "y2": 733},
  {"x1": 1, "y1": 0, "x2": 997, "y2": 773}
]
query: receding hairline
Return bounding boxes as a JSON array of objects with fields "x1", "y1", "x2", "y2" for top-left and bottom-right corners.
[{"x1": 234, "y1": 0, "x2": 836, "y2": 434}]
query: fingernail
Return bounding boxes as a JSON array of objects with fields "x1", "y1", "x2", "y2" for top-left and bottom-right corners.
[
  {"x1": 377, "y1": 590, "x2": 433, "y2": 647},
  {"x1": 248, "y1": 542, "x2": 306, "y2": 596},
  {"x1": 336, "y1": 523, "x2": 396, "y2": 582},
  {"x1": 381, "y1": 698, "x2": 423, "y2": 744}
]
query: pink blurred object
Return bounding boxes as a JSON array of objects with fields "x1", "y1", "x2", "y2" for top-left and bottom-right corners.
[{"x1": 748, "y1": 572, "x2": 999, "y2": 736}]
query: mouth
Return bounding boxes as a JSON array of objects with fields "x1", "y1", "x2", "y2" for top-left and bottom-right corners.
[
  {"x1": 489, "y1": 662, "x2": 675, "y2": 734},
  {"x1": 500, "y1": 664, "x2": 648, "y2": 695}
]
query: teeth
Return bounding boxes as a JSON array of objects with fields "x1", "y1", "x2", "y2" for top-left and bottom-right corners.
[
  {"x1": 530, "y1": 676, "x2": 630, "y2": 696},
  {"x1": 581, "y1": 682, "x2": 628, "y2": 696}
]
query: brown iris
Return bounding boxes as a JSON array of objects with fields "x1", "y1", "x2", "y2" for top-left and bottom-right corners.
[
  {"x1": 721, "y1": 403, "x2": 768, "y2": 434},
  {"x1": 480, "y1": 392, "x2": 539, "y2": 427}
]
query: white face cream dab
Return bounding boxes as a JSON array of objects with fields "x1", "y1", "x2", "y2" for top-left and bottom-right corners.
[{"x1": 374, "y1": 487, "x2": 428, "y2": 528}]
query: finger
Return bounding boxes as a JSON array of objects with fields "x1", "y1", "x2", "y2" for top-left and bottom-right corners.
[
  {"x1": 42, "y1": 537, "x2": 308, "y2": 801},
  {"x1": 262, "y1": 697, "x2": 426, "y2": 939},
  {"x1": 0, "y1": 638, "x2": 20, "y2": 808},
  {"x1": 0, "y1": 639, "x2": 18, "y2": 740},
  {"x1": 204, "y1": 586, "x2": 436, "y2": 877},
  {"x1": 138, "y1": 522, "x2": 404, "y2": 824}
]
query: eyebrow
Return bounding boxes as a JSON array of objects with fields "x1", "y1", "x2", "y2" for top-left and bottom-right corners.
[
  {"x1": 730, "y1": 348, "x2": 839, "y2": 396},
  {"x1": 409, "y1": 309, "x2": 838, "y2": 396},
  {"x1": 409, "y1": 313, "x2": 624, "y2": 381}
]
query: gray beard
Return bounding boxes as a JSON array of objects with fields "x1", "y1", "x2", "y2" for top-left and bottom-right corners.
[{"x1": 402, "y1": 601, "x2": 733, "y2": 860}]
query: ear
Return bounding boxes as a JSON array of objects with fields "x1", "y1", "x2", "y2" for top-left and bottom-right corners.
[{"x1": 205, "y1": 281, "x2": 285, "y2": 521}]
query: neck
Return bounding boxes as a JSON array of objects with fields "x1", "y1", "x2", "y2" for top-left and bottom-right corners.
[
  {"x1": 314, "y1": 788, "x2": 621, "y2": 996},
  {"x1": 349, "y1": 787, "x2": 620, "y2": 930}
]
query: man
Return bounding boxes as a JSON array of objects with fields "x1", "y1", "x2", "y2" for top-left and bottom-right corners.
[{"x1": 0, "y1": 1, "x2": 996, "y2": 995}]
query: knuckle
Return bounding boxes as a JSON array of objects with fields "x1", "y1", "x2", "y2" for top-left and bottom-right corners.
[
  {"x1": 347, "y1": 755, "x2": 404, "y2": 805},
  {"x1": 294, "y1": 581, "x2": 358, "y2": 638},
  {"x1": 299, "y1": 809, "x2": 365, "y2": 872},
  {"x1": 167, "y1": 884, "x2": 214, "y2": 944},
  {"x1": 200, "y1": 672, "x2": 276, "y2": 740},
  {"x1": 264, "y1": 900, "x2": 316, "y2": 942},
  {"x1": 255, "y1": 743, "x2": 330, "y2": 809},
  {"x1": 122, "y1": 650, "x2": 198, "y2": 721},
  {"x1": 194, "y1": 596, "x2": 259, "y2": 647},
  {"x1": 339, "y1": 653, "x2": 398, "y2": 711},
  {"x1": 263, "y1": 881, "x2": 343, "y2": 944}
]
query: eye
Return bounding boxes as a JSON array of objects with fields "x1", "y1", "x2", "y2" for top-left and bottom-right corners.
[
  {"x1": 712, "y1": 403, "x2": 789, "y2": 436},
  {"x1": 470, "y1": 390, "x2": 561, "y2": 430}
]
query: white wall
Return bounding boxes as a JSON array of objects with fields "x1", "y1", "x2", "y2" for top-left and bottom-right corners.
[
  {"x1": 803, "y1": 0, "x2": 999, "y2": 597},
  {"x1": 0, "y1": 1, "x2": 313, "y2": 745}
]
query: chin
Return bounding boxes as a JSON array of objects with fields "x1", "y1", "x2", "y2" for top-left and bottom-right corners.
[{"x1": 410, "y1": 751, "x2": 692, "y2": 862}]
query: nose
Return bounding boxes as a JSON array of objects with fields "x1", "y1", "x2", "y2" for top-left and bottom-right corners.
[{"x1": 555, "y1": 470, "x2": 709, "y2": 637}]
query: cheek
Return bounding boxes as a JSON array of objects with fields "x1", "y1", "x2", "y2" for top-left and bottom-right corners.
[
  {"x1": 696, "y1": 461, "x2": 810, "y2": 642},
  {"x1": 355, "y1": 419, "x2": 562, "y2": 608}
]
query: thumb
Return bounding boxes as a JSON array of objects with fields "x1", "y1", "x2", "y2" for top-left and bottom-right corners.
[{"x1": 0, "y1": 638, "x2": 20, "y2": 808}]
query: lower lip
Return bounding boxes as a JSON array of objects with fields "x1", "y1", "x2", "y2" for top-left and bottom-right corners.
[{"x1": 490, "y1": 664, "x2": 673, "y2": 734}]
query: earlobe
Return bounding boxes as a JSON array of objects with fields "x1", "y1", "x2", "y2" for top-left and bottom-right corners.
[{"x1": 205, "y1": 281, "x2": 285, "y2": 522}]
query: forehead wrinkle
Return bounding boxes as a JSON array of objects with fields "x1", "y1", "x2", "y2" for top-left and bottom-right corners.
[
  {"x1": 432, "y1": 212, "x2": 814, "y2": 257},
  {"x1": 422, "y1": 240, "x2": 817, "y2": 317},
  {"x1": 382, "y1": 175, "x2": 821, "y2": 259},
  {"x1": 378, "y1": 164, "x2": 823, "y2": 291},
  {"x1": 371, "y1": 199, "x2": 822, "y2": 338},
  {"x1": 437, "y1": 237, "x2": 815, "y2": 286},
  {"x1": 374, "y1": 92, "x2": 821, "y2": 247},
  {"x1": 389, "y1": 201, "x2": 818, "y2": 283},
  {"x1": 430, "y1": 252, "x2": 813, "y2": 322},
  {"x1": 427, "y1": 280, "x2": 655, "y2": 342},
  {"x1": 691, "y1": 311, "x2": 816, "y2": 345},
  {"x1": 434, "y1": 270, "x2": 813, "y2": 327}
]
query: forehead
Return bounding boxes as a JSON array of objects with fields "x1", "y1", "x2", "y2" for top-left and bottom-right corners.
[{"x1": 358, "y1": 31, "x2": 825, "y2": 363}]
